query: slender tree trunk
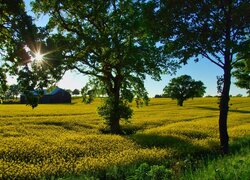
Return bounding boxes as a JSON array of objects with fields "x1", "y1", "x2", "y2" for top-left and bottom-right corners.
[
  {"x1": 219, "y1": 67, "x2": 231, "y2": 154},
  {"x1": 218, "y1": 0, "x2": 232, "y2": 154}
]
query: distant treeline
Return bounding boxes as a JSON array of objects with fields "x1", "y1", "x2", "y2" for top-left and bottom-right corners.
[{"x1": 154, "y1": 94, "x2": 247, "y2": 98}]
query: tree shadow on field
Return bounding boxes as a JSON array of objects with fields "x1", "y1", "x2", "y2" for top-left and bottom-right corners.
[
  {"x1": 230, "y1": 136, "x2": 250, "y2": 153},
  {"x1": 36, "y1": 121, "x2": 94, "y2": 130},
  {"x1": 130, "y1": 133, "x2": 207, "y2": 155},
  {"x1": 196, "y1": 106, "x2": 250, "y2": 114}
]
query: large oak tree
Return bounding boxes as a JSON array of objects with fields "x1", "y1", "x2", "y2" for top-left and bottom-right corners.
[
  {"x1": 32, "y1": 0, "x2": 176, "y2": 134},
  {"x1": 145, "y1": 0, "x2": 250, "y2": 153}
]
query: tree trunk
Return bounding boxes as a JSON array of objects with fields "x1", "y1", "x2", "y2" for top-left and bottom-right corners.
[
  {"x1": 177, "y1": 99, "x2": 184, "y2": 106},
  {"x1": 219, "y1": 67, "x2": 231, "y2": 154},
  {"x1": 109, "y1": 76, "x2": 122, "y2": 134},
  {"x1": 218, "y1": 1, "x2": 232, "y2": 154},
  {"x1": 110, "y1": 116, "x2": 122, "y2": 134}
]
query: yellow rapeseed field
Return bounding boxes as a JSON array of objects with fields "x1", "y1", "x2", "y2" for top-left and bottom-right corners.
[{"x1": 0, "y1": 97, "x2": 249, "y2": 179}]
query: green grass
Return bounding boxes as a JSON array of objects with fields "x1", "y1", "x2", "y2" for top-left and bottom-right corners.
[
  {"x1": 181, "y1": 136, "x2": 250, "y2": 180},
  {"x1": 0, "y1": 97, "x2": 249, "y2": 179}
]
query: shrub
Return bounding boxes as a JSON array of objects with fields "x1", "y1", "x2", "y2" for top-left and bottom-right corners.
[{"x1": 129, "y1": 163, "x2": 172, "y2": 180}]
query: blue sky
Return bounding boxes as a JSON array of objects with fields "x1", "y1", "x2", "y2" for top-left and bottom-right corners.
[
  {"x1": 54, "y1": 60, "x2": 246, "y2": 97},
  {"x1": 12, "y1": 0, "x2": 246, "y2": 97}
]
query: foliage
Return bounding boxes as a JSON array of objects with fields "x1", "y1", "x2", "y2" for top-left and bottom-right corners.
[
  {"x1": 0, "y1": 68, "x2": 8, "y2": 99},
  {"x1": 46, "y1": 85, "x2": 57, "y2": 94},
  {"x1": 0, "y1": 0, "x2": 65, "y2": 108},
  {"x1": 65, "y1": 89, "x2": 72, "y2": 94},
  {"x1": 0, "y1": 0, "x2": 34, "y2": 57},
  {"x1": 235, "y1": 94, "x2": 243, "y2": 97},
  {"x1": 129, "y1": 163, "x2": 172, "y2": 180},
  {"x1": 132, "y1": 163, "x2": 151, "y2": 179},
  {"x1": 81, "y1": 79, "x2": 105, "y2": 104},
  {"x1": 81, "y1": 85, "x2": 95, "y2": 104},
  {"x1": 246, "y1": 59, "x2": 250, "y2": 71},
  {"x1": 31, "y1": 0, "x2": 177, "y2": 133},
  {"x1": 72, "y1": 89, "x2": 80, "y2": 96},
  {"x1": 147, "y1": 164, "x2": 172, "y2": 180},
  {"x1": 232, "y1": 60, "x2": 250, "y2": 96},
  {"x1": 81, "y1": 84, "x2": 96, "y2": 104},
  {"x1": 0, "y1": 98, "x2": 249, "y2": 178},
  {"x1": 98, "y1": 97, "x2": 133, "y2": 133},
  {"x1": 4, "y1": 84, "x2": 20, "y2": 99},
  {"x1": 145, "y1": 0, "x2": 250, "y2": 65},
  {"x1": 18, "y1": 34, "x2": 68, "y2": 108},
  {"x1": 0, "y1": 0, "x2": 32, "y2": 97},
  {"x1": 163, "y1": 75, "x2": 206, "y2": 106},
  {"x1": 135, "y1": 95, "x2": 150, "y2": 108},
  {"x1": 23, "y1": 89, "x2": 44, "y2": 108}
]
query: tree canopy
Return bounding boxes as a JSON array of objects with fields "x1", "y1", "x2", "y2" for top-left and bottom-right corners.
[
  {"x1": 163, "y1": 75, "x2": 206, "y2": 106},
  {"x1": 0, "y1": 0, "x2": 32, "y2": 97},
  {"x1": 233, "y1": 60, "x2": 250, "y2": 96},
  {"x1": 72, "y1": 89, "x2": 80, "y2": 96},
  {"x1": 5, "y1": 84, "x2": 20, "y2": 99},
  {"x1": 32, "y1": 0, "x2": 177, "y2": 134}
]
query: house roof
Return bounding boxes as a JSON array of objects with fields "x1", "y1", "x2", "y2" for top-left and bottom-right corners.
[
  {"x1": 21, "y1": 89, "x2": 46, "y2": 96},
  {"x1": 21, "y1": 88, "x2": 66, "y2": 96},
  {"x1": 49, "y1": 87, "x2": 62, "y2": 95}
]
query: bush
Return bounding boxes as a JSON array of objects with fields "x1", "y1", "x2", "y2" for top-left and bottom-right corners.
[
  {"x1": 97, "y1": 97, "x2": 133, "y2": 125},
  {"x1": 147, "y1": 165, "x2": 172, "y2": 180},
  {"x1": 129, "y1": 163, "x2": 172, "y2": 180}
]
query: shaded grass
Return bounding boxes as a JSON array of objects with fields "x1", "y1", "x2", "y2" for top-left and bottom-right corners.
[
  {"x1": 181, "y1": 136, "x2": 250, "y2": 180},
  {"x1": 131, "y1": 133, "x2": 198, "y2": 149},
  {"x1": 196, "y1": 106, "x2": 250, "y2": 114}
]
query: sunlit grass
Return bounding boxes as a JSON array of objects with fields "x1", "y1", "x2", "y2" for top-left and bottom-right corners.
[{"x1": 0, "y1": 97, "x2": 249, "y2": 178}]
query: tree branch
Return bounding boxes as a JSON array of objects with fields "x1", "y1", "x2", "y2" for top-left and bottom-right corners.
[
  {"x1": 73, "y1": 65, "x2": 104, "y2": 79},
  {"x1": 210, "y1": 52, "x2": 224, "y2": 65},
  {"x1": 54, "y1": 8, "x2": 84, "y2": 38},
  {"x1": 201, "y1": 52, "x2": 224, "y2": 69},
  {"x1": 232, "y1": 54, "x2": 248, "y2": 66}
]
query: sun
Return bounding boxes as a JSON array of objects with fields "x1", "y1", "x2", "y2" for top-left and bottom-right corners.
[
  {"x1": 23, "y1": 44, "x2": 54, "y2": 66},
  {"x1": 34, "y1": 52, "x2": 44, "y2": 62}
]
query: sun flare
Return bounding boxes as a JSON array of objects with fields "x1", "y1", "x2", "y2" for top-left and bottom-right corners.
[
  {"x1": 34, "y1": 52, "x2": 44, "y2": 62},
  {"x1": 23, "y1": 44, "x2": 54, "y2": 66}
]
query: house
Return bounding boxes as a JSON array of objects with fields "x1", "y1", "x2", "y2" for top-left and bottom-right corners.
[{"x1": 20, "y1": 87, "x2": 71, "y2": 104}]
